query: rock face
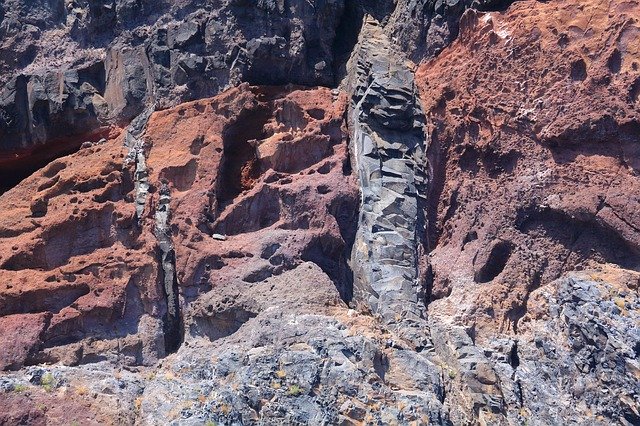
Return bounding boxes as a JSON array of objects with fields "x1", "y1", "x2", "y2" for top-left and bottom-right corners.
[
  {"x1": 0, "y1": 83, "x2": 358, "y2": 370},
  {"x1": 346, "y1": 14, "x2": 430, "y2": 335},
  {"x1": 0, "y1": 0, "x2": 347, "y2": 185},
  {"x1": 1, "y1": 0, "x2": 639, "y2": 425},
  {"x1": 515, "y1": 269, "x2": 639, "y2": 424},
  {"x1": 416, "y1": 0, "x2": 640, "y2": 334},
  {"x1": 385, "y1": 0, "x2": 519, "y2": 61}
]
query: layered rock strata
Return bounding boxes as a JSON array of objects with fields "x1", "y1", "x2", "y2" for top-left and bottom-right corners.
[{"x1": 0, "y1": 0, "x2": 347, "y2": 178}]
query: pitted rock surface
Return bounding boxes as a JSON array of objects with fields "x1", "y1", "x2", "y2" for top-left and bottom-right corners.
[
  {"x1": 0, "y1": 0, "x2": 639, "y2": 425},
  {"x1": 0, "y1": 84, "x2": 358, "y2": 371},
  {"x1": 416, "y1": 0, "x2": 640, "y2": 335}
]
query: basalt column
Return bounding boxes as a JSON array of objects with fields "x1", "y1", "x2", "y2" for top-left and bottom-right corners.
[{"x1": 346, "y1": 17, "x2": 430, "y2": 331}]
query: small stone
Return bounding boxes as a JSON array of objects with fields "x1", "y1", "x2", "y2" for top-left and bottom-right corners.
[{"x1": 30, "y1": 197, "x2": 48, "y2": 217}]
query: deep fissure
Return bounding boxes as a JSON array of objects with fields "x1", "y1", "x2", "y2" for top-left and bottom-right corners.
[{"x1": 155, "y1": 183, "x2": 184, "y2": 353}]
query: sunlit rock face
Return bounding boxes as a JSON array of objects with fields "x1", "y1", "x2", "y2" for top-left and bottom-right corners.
[{"x1": 0, "y1": 0, "x2": 638, "y2": 425}]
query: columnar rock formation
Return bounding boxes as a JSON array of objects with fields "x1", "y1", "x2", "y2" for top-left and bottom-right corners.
[
  {"x1": 346, "y1": 15, "x2": 431, "y2": 342},
  {"x1": 0, "y1": 0, "x2": 639, "y2": 425}
]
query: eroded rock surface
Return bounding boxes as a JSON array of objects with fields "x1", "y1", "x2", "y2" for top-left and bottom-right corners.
[
  {"x1": 0, "y1": 83, "x2": 358, "y2": 371},
  {"x1": 0, "y1": 0, "x2": 348, "y2": 189},
  {"x1": 417, "y1": 0, "x2": 640, "y2": 336},
  {"x1": 1, "y1": 0, "x2": 639, "y2": 425}
]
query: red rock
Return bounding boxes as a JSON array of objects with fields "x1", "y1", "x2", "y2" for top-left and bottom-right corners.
[
  {"x1": 416, "y1": 0, "x2": 640, "y2": 334},
  {"x1": 0, "y1": 84, "x2": 357, "y2": 370},
  {"x1": 0, "y1": 313, "x2": 49, "y2": 370}
]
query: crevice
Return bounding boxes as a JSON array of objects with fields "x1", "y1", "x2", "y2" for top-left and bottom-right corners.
[
  {"x1": 124, "y1": 105, "x2": 183, "y2": 354},
  {"x1": 332, "y1": 0, "x2": 364, "y2": 86},
  {"x1": 328, "y1": 120, "x2": 358, "y2": 304},
  {"x1": 509, "y1": 341, "x2": 520, "y2": 369},
  {"x1": 425, "y1": 128, "x2": 448, "y2": 250},
  {"x1": 155, "y1": 182, "x2": 183, "y2": 353},
  {"x1": 515, "y1": 379, "x2": 524, "y2": 408},
  {"x1": 439, "y1": 369, "x2": 447, "y2": 403},
  {"x1": 512, "y1": 339, "x2": 524, "y2": 409},
  {"x1": 423, "y1": 262, "x2": 436, "y2": 306},
  {"x1": 215, "y1": 104, "x2": 269, "y2": 212}
]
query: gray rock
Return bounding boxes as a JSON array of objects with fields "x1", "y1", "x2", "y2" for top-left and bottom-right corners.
[
  {"x1": 344, "y1": 15, "x2": 430, "y2": 333},
  {"x1": 0, "y1": 0, "x2": 347, "y2": 153}
]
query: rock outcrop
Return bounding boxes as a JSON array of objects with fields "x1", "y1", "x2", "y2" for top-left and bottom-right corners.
[
  {"x1": 0, "y1": 83, "x2": 358, "y2": 371},
  {"x1": 1, "y1": 0, "x2": 639, "y2": 425},
  {"x1": 417, "y1": 0, "x2": 640, "y2": 335},
  {"x1": 0, "y1": 0, "x2": 348, "y2": 189},
  {"x1": 345, "y1": 14, "x2": 430, "y2": 338}
]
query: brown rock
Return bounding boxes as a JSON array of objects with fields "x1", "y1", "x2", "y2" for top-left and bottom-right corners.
[
  {"x1": 0, "y1": 313, "x2": 49, "y2": 370},
  {"x1": 416, "y1": 0, "x2": 640, "y2": 335},
  {"x1": 0, "y1": 83, "x2": 357, "y2": 370}
]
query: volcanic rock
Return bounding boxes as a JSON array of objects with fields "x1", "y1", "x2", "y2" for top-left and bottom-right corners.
[
  {"x1": 0, "y1": 0, "x2": 639, "y2": 425},
  {"x1": 0, "y1": 0, "x2": 348, "y2": 184},
  {"x1": 416, "y1": 0, "x2": 640, "y2": 335},
  {"x1": 0, "y1": 83, "x2": 358, "y2": 370}
]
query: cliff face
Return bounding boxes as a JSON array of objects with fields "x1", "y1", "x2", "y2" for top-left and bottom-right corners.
[
  {"x1": 418, "y1": 0, "x2": 640, "y2": 333},
  {"x1": 0, "y1": 0, "x2": 639, "y2": 425}
]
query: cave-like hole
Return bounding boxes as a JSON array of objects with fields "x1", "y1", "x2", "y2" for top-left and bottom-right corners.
[
  {"x1": 607, "y1": 49, "x2": 622, "y2": 74},
  {"x1": 216, "y1": 106, "x2": 269, "y2": 210},
  {"x1": 571, "y1": 59, "x2": 587, "y2": 81},
  {"x1": 475, "y1": 240, "x2": 514, "y2": 283}
]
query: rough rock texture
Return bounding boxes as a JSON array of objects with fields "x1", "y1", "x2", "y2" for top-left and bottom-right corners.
[
  {"x1": 2, "y1": 269, "x2": 636, "y2": 425},
  {"x1": 0, "y1": 83, "x2": 358, "y2": 371},
  {"x1": 0, "y1": 0, "x2": 347, "y2": 184},
  {"x1": 385, "y1": 0, "x2": 520, "y2": 61},
  {"x1": 514, "y1": 269, "x2": 640, "y2": 424},
  {"x1": 0, "y1": 127, "x2": 167, "y2": 370},
  {"x1": 345, "y1": 14, "x2": 431, "y2": 335},
  {"x1": 0, "y1": 0, "x2": 519, "y2": 184},
  {"x1": 1, "y1": 0, "x2": 639, "y2": 425},
  {"x1": 0, "y1": 264, "x2": 449, "y2": 425},
  {"x1": 417, "y1": 0, "x2": 640, "y2": 335}
]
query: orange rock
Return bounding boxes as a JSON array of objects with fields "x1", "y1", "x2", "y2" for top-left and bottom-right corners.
[{"x1": 0, "y1": 84, "x2": 358, "y2": 370}]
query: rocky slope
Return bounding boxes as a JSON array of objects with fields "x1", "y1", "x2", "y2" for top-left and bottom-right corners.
[{"x1": 0, "y1": 0, "x2": 639, "y2": 425}]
